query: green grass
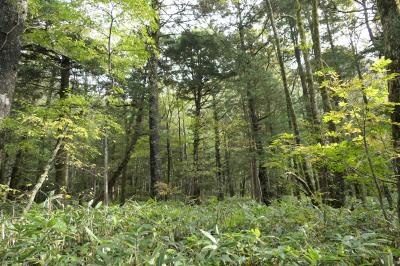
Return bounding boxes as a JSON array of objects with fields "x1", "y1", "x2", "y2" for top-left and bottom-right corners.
[{"x1": 1, "y1": 197, "x2": 399, "y2": 265}]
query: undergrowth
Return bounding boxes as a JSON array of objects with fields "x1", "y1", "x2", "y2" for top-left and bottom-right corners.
[{"x1": 1, "y1": 197, "x2": 399, "y2": 265}]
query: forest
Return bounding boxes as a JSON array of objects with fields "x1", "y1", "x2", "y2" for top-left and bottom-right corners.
[{"x1": 1, "y1": 0, "x2": 400, "y2": 264}]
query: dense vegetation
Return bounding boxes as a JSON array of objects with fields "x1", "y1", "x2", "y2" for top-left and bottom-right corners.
[
  {"x1": 1, "y1": 0, "x2": 400, "y2": 264},
  {"x1": 1, "y1": 198, "x2": 399, "y2": 265}
]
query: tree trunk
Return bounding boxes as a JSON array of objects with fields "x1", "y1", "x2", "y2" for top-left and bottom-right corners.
[
  {"x1": 322, "y1": 8, "x2": 341, "y2": 108},
  {"x1": 224, "y1": 133, "x2": 234, "y2": 198},
  {"x1": 241, "y1": 92, "x2": 261, "y2": 202},
  {"x1": 92, "y1": 94, "x2": 145, "y2": 206},
  {"x1": 311, "y1": 0, "x2": 334, "y2": 123},
  {"x1": 361, "y1": 0, "x2": 376, "y2": 48},
  {"x1": 24, "y1": 140, "x2": 63, "y2": 213},
  {"x1": 267, "y1": 0, "x2": 300, "y2": 145},
  {"x1": 311, "y1": 0, "x2": 345, "y2": 207},
  {"x1": 177, "y1": 102, "x2": 183, "y2": 162},
  {"x1": 119, "y1": 161, "x2": 128, "y2": 205},
  {"x1": 192, "y1": 95, "x2": 202, "y2": 200},
  {"x1": 213, "y1": 96, "x2": 223, "y2": 200},
  {"x1": 268, "y1": 0, "x2": 314, "y2": 194},
  {"x1": 248, "y1": 91, "x2": 270, "y2": 204},
  {"x1": 166, "y1": 109, "x2": 172, "y2": 184},
  {"x1": 103, "y1": 137, "x2": 109, "y2": 206},
  {"x1": 295, "y1": 0, "x2": 319, "y2": 128},
  {"x1": 289, "y1": 21, "x2": 312, "y2": 123},
  {"x1": 0, "y1": 134, "x2": 9, "y2": 185},
  {"x1": 54, "y1": 56, "x2": 71, "y2": 193},
  {"x1": 376, "y1": 0, "x2": 400, "y2": 221},
  {"x1": 148, "y1": 0, "x2": 162, "y2": 198},
  {"x1": 323, "y1": 9, "x2": 336, "y2": 54},
  {"x1": 7, "y1": 149, "x2": 22, "y2": 190},
  {"x1": 236, "y1": 2, "x2": 270, "y2": 204},
  {"x1": 0, "y1": 0, "x2": 27, "y2": 120}
]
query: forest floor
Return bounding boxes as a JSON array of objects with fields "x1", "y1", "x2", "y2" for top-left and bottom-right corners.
[{"x1": 0, "y1": 197, "x2": 399, "y2": 265}]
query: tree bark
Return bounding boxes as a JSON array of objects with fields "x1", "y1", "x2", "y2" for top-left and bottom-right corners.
[
  {"x1": 0, "y1": 0, "x2": 27, "y2": 121},
  {"x1": 192, "y1": 95, "x2": 202, "y2": 199},
  {"x1": 148, "y1": 0, "x2": 162, "y2": 198},
  {"x1": 7, "y1": 149, "x2": 22, "y2": 191},
  {"x1": 54, "y1": 56, "x2": 71, "y2": 193},
  {"x1": 376, "y1": 0, "x2": 400, "y2": 221}
]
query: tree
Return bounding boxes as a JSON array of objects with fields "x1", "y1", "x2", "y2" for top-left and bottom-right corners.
[
  {"x1": 376, "y1": 0, "x2": 400, "y2": 221},
  {"x1": 147, "y1": 0, "x2": 163, "y2": 198},
  {"x1": 165, "y1": 30, "x2": 232, "y2": 200},
  {"x1": 0, "y1": 0, "x2": 28, "y2": 120}
]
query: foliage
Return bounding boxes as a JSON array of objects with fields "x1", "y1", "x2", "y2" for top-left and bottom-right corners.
[
  {"x1": 267, "y1": 59, "x2": 396, "y2": 198},
  {"x1": 1, "y1": 198, "x2": 398, "y2": 265}
]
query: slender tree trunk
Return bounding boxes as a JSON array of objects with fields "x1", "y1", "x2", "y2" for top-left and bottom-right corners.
[
  {"x1": 268, "y1": 0, "x2": 314, "y2": 194},
  {"x1": 236, "y1": 2, "x2": 270, "y2": 204},
  {"x1": 4, "y1": 149, "x2": 22, "y2": 200},
  {"x1": 323, "y1": 10, "x2": 336, "y2": 54},
  {"x1": 0, "y1": 135, "x2": 9, "y2": 184},
  {"x1": 166, "y1": 109, "x2": 172, "y2": 184},
  {"x1": 120, "y1": 161, "x2": 128, "y2": 205},
  {"x1": 267, "y1": 0, "x2": 300, "y2": 145},
  {"x1": 241, "y1": 95, "x2": 261, "y2": 201},
  {"x1": 247, "y1": 89, "x2": 270, "y2": 204},
  {"x1": 177, "y1": 102, "x2": 183, "y2": 162},
  {"x1": 250, "y1": 151, "x2": 259, "y2": 200},
  {"x1": 361, "y1": 116, "x2": 389, "y2": 221},
  {"x1": 54, "y1": 56, "x2": 70, "y2": 193},
  {"x1": 182, "y1": 110, "x2": 188, "y2": 161},
  {"x1": 0, "y1": 0, "x2": 27, "y2": 120},
  {"x1": 192, "y1": 95, "x2": 202, "y2": 200},
  {"x1": 350, "y1": 33, "x2": 389, "y2": 207},
  {"x1": 311, "y1": 0, "x2": 345, "y2": 207},
  {"x1": 102, "y1": 8, "x2": 115, "y2": 205},
  {"x1": 311, "y1": 0, "x2": 332, "y2": 119},
  {"x1": 7, "y1": 149, "x2": 22, "y2": 190},
  {"x1": 382, "y1": 184, "x2": 393, "y2": 209},
  {"x1": 103, "y1": 137, "x2": 109, "y2": 206},
  {"x1": 224, "y1": 133, "x2": 234, "y2": 197},
  {"x1": 361, "y1": 0, "x2": 376, "y2": 48},
  {"x1": 92, "y1": 94, "x2": 145, "y2": 206},
  {"x1": 289, "y1": 21, "x2": 312, "y2": 123},
  {"x1": 240, "y1": 176, "x2": 246, "y2": 197},
  {"x1": 295, "y1": 0, "x2": 319, "y2": 127},
  {"x1": 148, "y1": 0, "x2": 162, "y2": 198},
  {"x1": 376, "y1": 0, "x2": 400, "y2": 222},
  {"x1": 24, "y1": 140, "x2": 63, "y2": 213},
  {"x1": 323, "y1": 8, "x2": 342, "y2": 108},
  {"x1": 212, "y1": 96, "x2": 223, "y2": 200}
]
